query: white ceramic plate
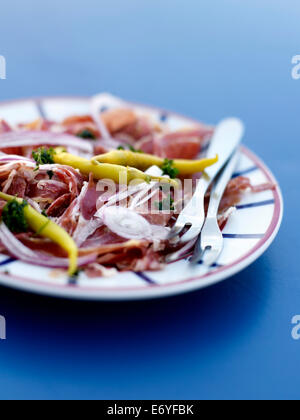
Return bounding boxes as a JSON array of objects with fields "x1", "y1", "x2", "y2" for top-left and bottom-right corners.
[{"x1": 0, "y1": 96, "x2": 283, "y2": 300}]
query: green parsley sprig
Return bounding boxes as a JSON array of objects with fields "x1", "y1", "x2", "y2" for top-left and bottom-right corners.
[
  {"x1": 77, "y1": 129, "x2": 96, "y2": 140},
  {"x1": 161, "y1": 159, "x2": 180, "y2": 179},
  {"x1": 32, "y1": 147, "x2": 55, "y2": 170},
  {"x1": 155, "y1": 195, "x2": 175, "y2": 211},
  {"x1": 2, "y1": 199, "x2": 29, "y2": 233},
  {"x1": 117, "y1": 145, "x2": 143, "y2": 153}
]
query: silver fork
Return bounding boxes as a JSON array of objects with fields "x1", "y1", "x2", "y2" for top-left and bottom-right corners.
[
  {"x1": 168, "y1": 118, "x2": 244, "y2": 245},
  {"x1": 190, "y1": 150, "x2": 240, "y2": 265}
]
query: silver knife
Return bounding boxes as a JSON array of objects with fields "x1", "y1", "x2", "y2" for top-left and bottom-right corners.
[
  {"x1": 167, "y1": 118, "x2": 244, "y2": 258},
  {"x1": 190, "y1": 150, "x2": 240, "y2": 265}
]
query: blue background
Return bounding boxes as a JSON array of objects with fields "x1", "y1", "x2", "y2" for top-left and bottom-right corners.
[{"x1": 0, "y1": 0, "x2": 299, "y2": 400}]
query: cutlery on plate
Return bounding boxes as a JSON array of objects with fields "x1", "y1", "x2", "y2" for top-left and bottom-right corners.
[
  {"x1": 190, "y1": 150, "x2": 240, "y2": 266},
  {"x1": 167, "y1": 118, "x2": 245, "y2": 246}
]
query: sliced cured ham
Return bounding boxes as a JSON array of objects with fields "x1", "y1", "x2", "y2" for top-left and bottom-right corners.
[{"x1": 154, "y1": 127, "x2": 213, "y2": 160}]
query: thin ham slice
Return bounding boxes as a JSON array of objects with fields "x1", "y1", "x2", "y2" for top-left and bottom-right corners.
[
  {"x1": 62, "y1": 110, "x2": 137, "y2": 139},
  {"x1": 120, "y1": 249, "x2": 164, "y2": 272},
  {"x1": 27, "y1": 180, "x2": 69, "y2": 201},
  {"x1": 0, "y1": 119, "x2": 23, "y2": 155},
  {"x1": 0, "y1": 119, "x2": 11, "y2": 133},
  {"x1": 219, "y1": 176, "x2": 275, "y2": 212},
  {"x1": 79, "y1": 238, "x2": 148, "y2": 258},
  {"x1": 154, "y1": 127, "x2": 213, "y2": 159},
  {"x1": 115, "y1": 116, "x2": 157, "y2": 141},
  {"x1": 59, "y1": 174, "x2": 106, "y2": 244},
  {"x1": 80, "y1": 226, "x2": 125, "y2": 249},
  {"x1": 79, "y1": 238, "x2": 164, "y2": 273},
  {"x1": 135, "y1": 135, "x2": 155, "y2": 154},
  {"x1": 62, "y1": 116, "x2": 100, "y2": 139},
  {"x1": 5, "y1": 175, "x2": 27, "y2": 198},
  {"x1": 71, "y1": 175, "x2": 105, "y2": 246},
  {"x1": 101, "y1": 109, "x2": 137, "y2": 134},
  {"x1": 18, "y1": 118, "x2": 54, "y2": 132},
  {"x1": 81, "y1": 174, "x2": 101, "y2": 220},
  {"x1": 47, "y1": 193, "x2": 73, "y2": 217}
]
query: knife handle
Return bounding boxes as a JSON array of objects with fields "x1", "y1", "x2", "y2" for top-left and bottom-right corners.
[{"x1": 205, "y1": 118, "x2": 244, "y2": 180}]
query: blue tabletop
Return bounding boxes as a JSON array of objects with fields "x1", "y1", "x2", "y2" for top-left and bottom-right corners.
[{"x1": 0, "y1": 0, "x2": 299, "y2": 400}]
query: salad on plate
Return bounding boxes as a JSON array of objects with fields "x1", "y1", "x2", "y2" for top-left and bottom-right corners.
[{"x1": 0, "y1": 94, "x2": 274, "y2": 279}]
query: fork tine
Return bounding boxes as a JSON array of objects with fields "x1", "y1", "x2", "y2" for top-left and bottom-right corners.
[
  {"x1": 202, "y1": 247, "x2": 222, "y2": 267},
  {"x1": 190, "y1": 151, "x2": 240, "y2": 266},
  {"x1": 189, "y1": 245, "x2": 206, "y2": 265},
  {"x1": 165, "y1": 247, "x2": 189, "y2": 263},
  {"x1": 179, "y1": 226, "x2": 204, "y2": 244},
  {"x1": 167, "y1": 225, "x2": 186, "y2": 240},
  {"x1": 166, "y1": 237, "x2": 198, "y2": 263},
  {"x1": 190, "y1": 246, "x2": 221, "y2": 266}
]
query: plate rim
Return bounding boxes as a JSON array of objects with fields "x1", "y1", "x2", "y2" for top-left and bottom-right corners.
[{"x1": 0, "y1": 96, "x2": 284, "y2": 300}]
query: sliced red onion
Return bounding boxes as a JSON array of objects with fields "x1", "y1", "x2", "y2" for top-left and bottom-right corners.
[
  {"x1": 95, "y1": 182, "x2": 150, "y2": 216},
  {"x1": 72, "y1": 217, "x2": 103, "y2": 247},
  {"x1": 94, "y1": 137, "x2": 126, "y2": 151},
  {"x1": 0, "y1": 163, "x2": 35, "y2": 178},
  {"x1": 0, "y1": 131, "x2": 93, "y2": 154},
  {"x1": 0, "y1": 154, "x2": 34, "y2": 164},
  {"x1": 26, "y1": 198, "x2": 43, "y2": 213},
  {"x1": 100, "y1": 206, "x2": 170, "y2": 242},
  {"x1": 130, "y1": 184, "x2": 159, "y2": 210},
  {"x1": 150, "y1": 225, "x2": 170, "y2": 241},
  {"x1": 2, "y1": 169, "x2": 18, "y2": 193},
  {"x1": 0, "y1": 223, "x2": 97, "y2": 270},
  {"x1": 57, "y1": 181, "x2": 90, "y2": 227},
  {"x1": 100, "y1": 206, "x2": 152, "y2": 240}
]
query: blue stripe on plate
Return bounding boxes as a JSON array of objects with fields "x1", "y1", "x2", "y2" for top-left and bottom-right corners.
[
  {"x1": 200, "y1": 143, "x2": 210, "y2": 153},
  {"x1": 0, "y1": 258, "x2": 16, "y2": 267},
  {"x1": 35, "y1": 101, "x2": 47, "y2": 119},
  {"x1": 223, "y1": 233, "x2": 264, "y2": 239},
  {"x1": 68, "y1": 276, "x2": 78, "y2": 286},
  {"x1": 236, "y1": 199, "x2": 275, "y2": 210},
  {"x1": 232, "y1": 166, "x2": 258, "y2": 178},
  {"x1": 186, "y1": 256, "x2": 223, "y2": 268},
  {"x1": 160, "y1": 113, "x2": 168, "y2": 122},
  {"x1": 136, "y1": 272, "x2": 157, "y2": 285}
]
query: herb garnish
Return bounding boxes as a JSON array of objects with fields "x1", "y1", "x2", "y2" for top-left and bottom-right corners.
[
  {"x1": 32, "y1": 147, "x2": 55, "y2": 170},
  {"x1": 2, "y1": 199, "x2": 29, "y2": 233},
  {"x1": 159, "y1": 184, "x2": 171, "y2": 193},
  {"x1": 117, "y1": 145, "x2": 142, "y2": 153},
  {"x1": 77, "y1": 129, "x2": 96, "y2": 140},
  {"x1": 155, "y1": 195, "x2": 175, "y2": 211},
  {"x1": 129, "y1": 145, "x2": 143, "y2": 153},
  {"x1": 41, "y1": 210, "x2": 49, "y2": 218},
  {"x1": 161, "y1": 159, "x2": 179, "y2": 179}
]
